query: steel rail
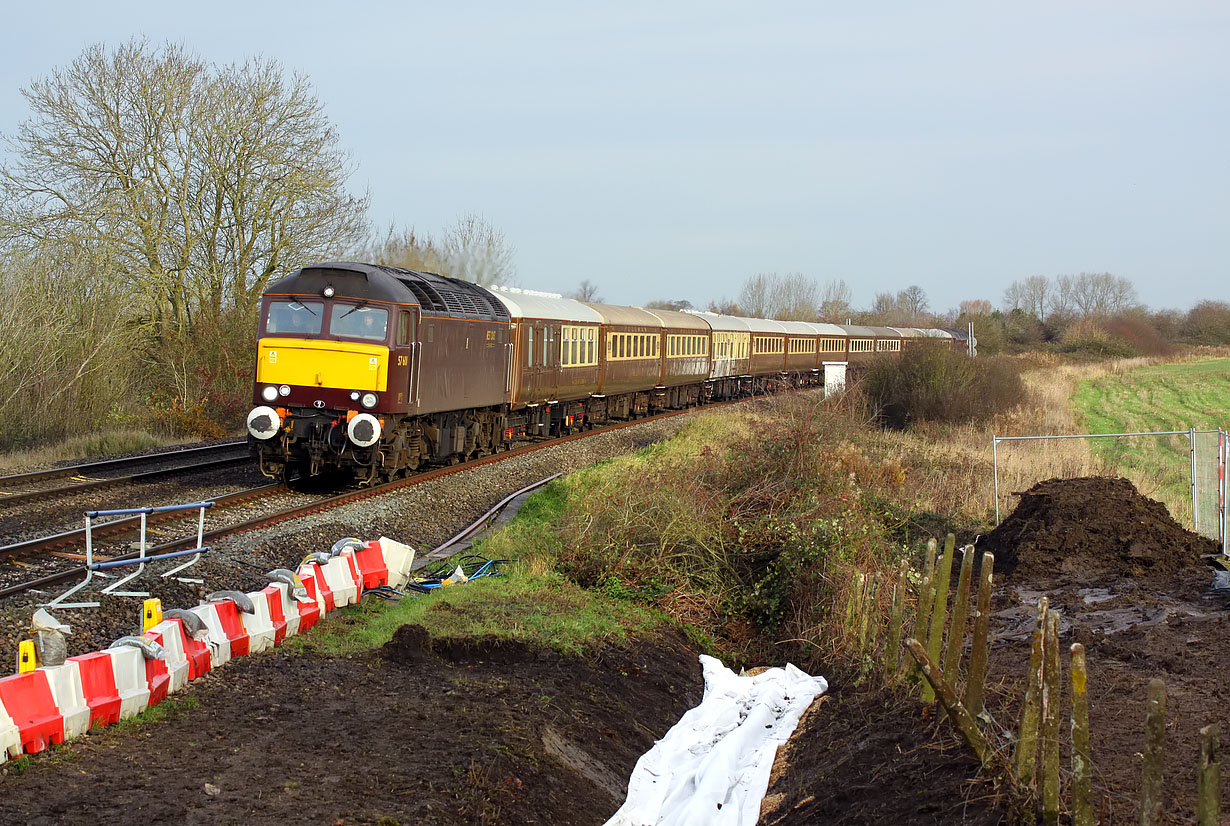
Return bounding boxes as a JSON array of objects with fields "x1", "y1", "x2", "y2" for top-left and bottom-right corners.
[
  {"x1": 0, "y1": 403, "x2": 714, "y2": 600},
  {"x1": 0, "y1": 456, "x2": 252, "y2": 508},
  {"x1": 0, "y1": 440, "x2": 248, "y2": 487}
]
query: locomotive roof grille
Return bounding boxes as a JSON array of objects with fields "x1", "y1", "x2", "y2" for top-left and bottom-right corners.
[{"x1": 366, "y1": 264, "x2": 508, "y2": 321}]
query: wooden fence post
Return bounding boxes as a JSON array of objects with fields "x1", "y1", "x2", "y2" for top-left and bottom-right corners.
[
  {"x1": 905, "y1": 638, "x2": 997, "y2": 768},
  {"x1": 923, "y1": 533, "x2": 956, "y2": 703},
  {"x1": 1071, "y1": 643, "x2": 1093, "y2": 826},
  {"x1": 1141, "y1": 678, "x2": 1166, "y2": 826},
  {"x1": 1015, "y1": 597, "x2": 1048, "y2": 788},
  {"x1": 864, "y1": 572, "x2": 882, "y2": 651},
  {"x1": 917, "y1": 538, "x2": 938, "y2": 642},
  {"x1": 846, "y1": 571, "x2": 864, "y2": 646},
  {"x1": 942, "y1": 545, "x2": 975, "y2": 682},
  {"x1": 1041, "y1": 611, "x2": 1061, "y2": 826},
  {"x1": 1197, "y1": 723, "x2": 1220, "y2": 826},
  {"x1": 885, "y1": 560, "x2": 908, "y2": 676},
  {"x1": 964, "y1": 551, "x2": 994, "y2": 714}
]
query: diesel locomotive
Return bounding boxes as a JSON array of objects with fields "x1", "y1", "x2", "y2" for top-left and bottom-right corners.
[{"x1": 246, "y1": 262, "x2": 965, "y2": 483}]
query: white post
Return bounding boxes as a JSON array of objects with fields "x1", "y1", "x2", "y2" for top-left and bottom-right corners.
[
  {"x1": 1190, "y1": 427, "x2": 1199, "y2": 532},
  {"x1": 993, "y1": 435, "x2": 1000, "y2": 524}
]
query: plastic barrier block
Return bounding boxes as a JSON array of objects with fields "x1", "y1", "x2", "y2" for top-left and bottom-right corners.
[
  {"x1": 322, "y1": 555, "x2": 358, "y2": 608},
  {"x1": 189, "y1": 604, "x2": 231, "y2": 669},
  {"x1": 0, "y1": 671, "x2": 65, "y2": 753},
  {"x1": 260, "y1": 584, "x2": 295, "y2": 645},
  {"x1": 146, "y1": 621, "x2": 190, "y2": 693},
  {"x1": 295, "y1": 571, "x2": 322, "y2": 633},
  {"x1": 0, "y1": 701, "x2": 21, "y2": 762},
  {"x1": 240, "y1": 590, "x2": 276, "y2": 654},
  {"x1": 144, "y1": 658, "x2": 170, "y2": 707},
  {"x1": 298, "y1": 562, "x2": 335, "y2": 613},
  {"x1": 70, "y1": 651, "x2": 123, "y2": 728},
  {"x1": 104, "y1": 647, "x2": 151, "y2": 721},
  {"x1": 378, "y1": 536, "x2": 416, "y2": 589},
  {"x1": 166, "y1": 617, "x2": 212, "y2": 679},
  {"x1": 355, "y1": 541, "x2": 390, "y2": 590},
  {"x1": 211, "y1": 600, "x2": 251, "y2": 659},
  {"x1": 39, "y1": 661, "x2": 90, "y2": 739}
]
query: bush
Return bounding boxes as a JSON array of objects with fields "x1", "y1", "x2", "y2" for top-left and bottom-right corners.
[
  {"x1": 861, "y1": 342, "x2": 1025, "y2": 429},
  {"x1": 1057, "y1": 318, "x2": 1138, "y2": 360}
]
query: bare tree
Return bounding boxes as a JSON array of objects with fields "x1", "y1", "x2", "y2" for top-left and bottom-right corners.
[
  {"x1": 360, "y1": 223, "x2": 447, "y2": 272},
  {"x1": 708, "y1": 298, "x2": 742, "y2": 315},
  {"x1": 898, "y1": 285, "x2": 930, "y2": 319},
  {"x1": 818, "y1": 279, "x2": 851, "y2": 322},
  {"x1": 774, "y1": 272, "x2": 819, "y2": 321},
  {"x1": 644, "y1": 298, "x2": 693, "y2": 312},
  {"x1": 441, "y1": 212, "x2": 516, "y2": 287},
  {"x1": 0, "y1": 39, "x2": 369, "y2": 406},
  {"x1": 1056, "y1": 272, "x2": 1138, "y2": 317},
  {"x1": 960, "y1": 298, "x2": 993, "y2": 316},
  {"x1": 739, "y1": 273, "x2": 777, "y2": 318},
  {"x1": 571, "y1": 279, "x2": 602, "y2": 302},
  {"x1": 1004, "y1": 275, "x2": 1054, "y2": 321}
]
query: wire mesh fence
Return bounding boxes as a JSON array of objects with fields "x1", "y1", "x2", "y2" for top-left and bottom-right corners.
[{"x1": 993, "y1": 429, "x2": 1226, "y2": 554}]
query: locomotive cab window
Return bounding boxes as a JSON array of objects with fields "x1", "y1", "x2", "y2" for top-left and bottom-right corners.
[
  {"x1": 396, "y1": 311, "x2": 411, "y2": 346},
  {"x1": 266, "y1": 300, "x2": 324, "y2": 335},
  {"x1": 331, "y1": 304, "x2": 389, "y2": 341}
]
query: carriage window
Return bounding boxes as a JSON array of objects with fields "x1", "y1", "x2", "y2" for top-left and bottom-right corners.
[
  {"x1": 528, "y1": 326, "x2": 534, "y2": 367},
  {"x1": 266, "y1": 300, "x2": 323, "y2": 335},
  {"x1": 587, "y1": 329, "x2": 595, "y2": 364}
]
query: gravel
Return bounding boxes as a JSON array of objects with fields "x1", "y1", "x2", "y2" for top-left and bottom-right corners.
[{"x1": 0, "y1": 413, "x2": 696, "y2": 660}]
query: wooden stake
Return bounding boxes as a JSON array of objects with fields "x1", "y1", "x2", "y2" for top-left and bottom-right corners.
[
  {"x1": 1141, "y1": 678, "x2": 1166, "y2": 826},
  {"x1": 1015, "y1": 597, "x2": 1048, "y2": 789},
  {"x1": 866, "y1": 572, "x2": 882, "y2": 650},
  {"x1": 917, "y1": 538, "x2": 938, "y2": 641},
  {"x1": 1071, "y1": 643, "x2": 1093, "y2": 826},
  {"x1": 964, "y1": 551, "x2": 994, "y2": 714},
  {"x1": 885, "y1": 560, "x2": 908, "y2": 676},
  {"x1": 846, "y1": 571, "x2": 864, "y2": 644},
  {"x1": 1197, "y1": 723, "x2": 1219, "y2": 826},
  {"x1": 942, "y1": 545, "x2": 975, "y2": 682},
  {"x1": 923, "y1": 533, "x2": 956, "y2": 703},
  {"x1": 906, "y1": 637, "x2": 996, "y2": 766},
  {"x1": 1041, "y1": 611, "x2": 1061, "y2": 826}
]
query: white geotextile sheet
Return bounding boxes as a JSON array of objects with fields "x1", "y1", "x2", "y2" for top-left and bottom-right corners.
[{"x1": 605, "y1": 654, "x2": 828, "y2": 826}]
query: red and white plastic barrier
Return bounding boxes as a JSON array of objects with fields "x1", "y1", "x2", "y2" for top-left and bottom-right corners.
[{"x1": 0, "y1": 534, "x2": 416, "y2": 762}]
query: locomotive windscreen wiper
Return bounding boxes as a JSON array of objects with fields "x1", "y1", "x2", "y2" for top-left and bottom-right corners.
[
  {"x1": 337, "y1": 302, "x2": 368, "y2": 319},
  {"x1": 290, "y1": 301, "x2": 318, "y2": 316}
]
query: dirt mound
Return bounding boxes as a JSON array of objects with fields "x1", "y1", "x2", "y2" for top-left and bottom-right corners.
[{"x1": 980, "y1": 476, "x2": 1218, "y2": 588}]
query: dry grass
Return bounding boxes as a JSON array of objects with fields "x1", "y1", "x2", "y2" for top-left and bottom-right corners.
[{"x1": 0, "y1": 429, "x2": 188, "y2": 474}]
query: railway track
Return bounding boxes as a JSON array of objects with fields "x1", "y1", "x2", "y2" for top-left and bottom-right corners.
[
  {"x1": 0, "y1": 406, "x2": 707, "y2": 601},
  {"x1": 0, "y1": 441, "x2": 251, "y2": 508}
]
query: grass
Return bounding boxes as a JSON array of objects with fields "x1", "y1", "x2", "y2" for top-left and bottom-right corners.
[
  {"x1": 112, "y1": 694, "x2": 201, "y2": 731},
  {"x1": 284, "y1": 480, "x2": 674, "y2": 659},
  {"x1": 1071, "y1": 356, "x2": 1230, "y2": 526},
  {"x1": 0, "y1": 429, "x2": 189, "y2": 472}
]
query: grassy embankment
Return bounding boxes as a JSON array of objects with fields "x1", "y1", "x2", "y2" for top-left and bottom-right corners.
[
  {"x1": 0, "y1": 430, "x2": 194, "y2": 473},
  {"x1": 1071, "y1": 356, "x2": 1230, "y2": 527}
]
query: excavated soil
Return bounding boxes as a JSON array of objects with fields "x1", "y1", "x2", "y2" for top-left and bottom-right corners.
[
  {"x1": 978, "y1": 477, "x2": 1229, "y2": 825},
  {"x1": 980, "y1": 476, "x2": 1219, "y2": 589}
]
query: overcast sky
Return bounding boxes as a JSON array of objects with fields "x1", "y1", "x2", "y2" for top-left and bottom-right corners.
[{"x1": 2, "y1": 2, "x2": 1225, "y2": 313}]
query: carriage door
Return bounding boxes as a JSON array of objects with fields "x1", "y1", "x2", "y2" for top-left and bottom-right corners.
[{"x1": 392, "y1": 308, "x2": 419, "y2": 409}]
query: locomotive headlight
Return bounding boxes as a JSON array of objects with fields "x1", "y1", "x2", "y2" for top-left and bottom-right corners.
[
  {"x1": 323, "y1": 285, "x2": 335, "y2": 297},
  {"x1": 350, "y1": 391, "x2": 361, "y2": 401},
  {"x1": 278, "y1": 385, "x2": 290, "y2": 396},
  {"x1": 360, "y1": 392, "x2": 378, "y2": 409},
  {"x1": 261, "y1": 385, "x2": 279, "y2": 402}
]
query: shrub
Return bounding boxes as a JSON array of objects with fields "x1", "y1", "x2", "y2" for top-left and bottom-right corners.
[
  {"x1": 1057, "y1": 318, "x2": 1138, "y2": 360},
  {"x1": 861, "y1": 342, "x2": 1025, "y2": 429}
]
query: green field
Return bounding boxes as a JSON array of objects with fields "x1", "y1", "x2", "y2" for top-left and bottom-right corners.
[{"x1": 1072, "y1": 357, "x2": 1230, "y2": 528}]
